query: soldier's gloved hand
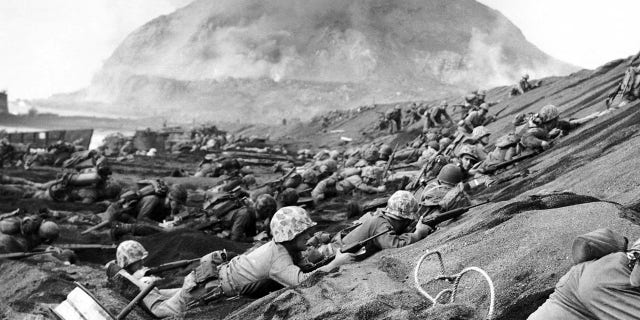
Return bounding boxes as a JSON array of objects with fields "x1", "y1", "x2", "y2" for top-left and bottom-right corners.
[
  {"x1": 159, "y1": 219, "x2": 177, "y2": 230},
  {"x1": 414, "y1": 219, "x2": 434, "y2": 238},
  {"x1": 139, "y1": 275, "x2": 161, "y2": 286},
  {"x1": 332, "y1": 250, "x2": 356, "y2": 267},
  {"x1": 376, "y1": 185, "x2": 386, "y2": 193},
  {"x1": 253, "y1": 231, "x2": 268, "y2": 241}
]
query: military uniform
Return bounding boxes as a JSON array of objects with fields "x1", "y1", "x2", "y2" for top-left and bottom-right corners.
[
  {"x1": 386, "y1": 107, "x2": 402, "y2": 133},
  {"x1": 342, "y1": 191, "x2": 432, "y2": 258},
  {"x1": 0, "y1": 216, "x2": 58, "y2": 253}
]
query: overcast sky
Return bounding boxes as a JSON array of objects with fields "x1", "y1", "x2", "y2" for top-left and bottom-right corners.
[{"x1": 0, "y1": 0, "x2": 638, "y2": 99}]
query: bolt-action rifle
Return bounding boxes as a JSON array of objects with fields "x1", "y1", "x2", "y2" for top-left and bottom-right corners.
[
  {"x1": 381, "y1": 143, "x2": 399, "y2": 180},
  {"x1": 480, "y1": 151, "x2": 538, "y2": 175},
  {"x1": 420, "y1": 200, "x2": 490, "y2": 228},
  {"x1": 407, "y1": 132, "x2": 463, "y2": 191},
  {"x1": 255, "y1": 167, "x2": 296, "y2": 189},
  {"x1": 145, "y1": 258, "x2": 200, "y2": 275}
]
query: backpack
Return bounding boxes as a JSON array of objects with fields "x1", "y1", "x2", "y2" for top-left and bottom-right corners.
[{"x1": 571, "y1": 228, "x2": 627, "y2": 265}]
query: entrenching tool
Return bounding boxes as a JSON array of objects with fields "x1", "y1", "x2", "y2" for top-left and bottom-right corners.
[{"x1": 51, "y1": 281, "x2": 156, "y2": 320}]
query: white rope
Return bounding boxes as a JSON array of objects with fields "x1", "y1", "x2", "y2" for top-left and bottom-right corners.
[{"x1": 414, "y1": 250, "x2": 496, "y2": 319}]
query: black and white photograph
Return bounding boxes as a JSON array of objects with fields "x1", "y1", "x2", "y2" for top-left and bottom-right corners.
[{"x1": 1, "y1": 0, "x2": 640, "y2": 319}]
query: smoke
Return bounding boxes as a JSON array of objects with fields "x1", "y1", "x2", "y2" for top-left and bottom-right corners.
[
  {"x1": 429, "y1": 15, "x2": 575, "y2": 89},
  {"x1": 82, "y1": 0, "x2": 578, "y2": 121}
]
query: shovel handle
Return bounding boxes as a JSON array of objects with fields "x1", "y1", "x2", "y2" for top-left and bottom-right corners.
[{"x1": 116, "y1": 282, "x2": 156, "y2": 320}]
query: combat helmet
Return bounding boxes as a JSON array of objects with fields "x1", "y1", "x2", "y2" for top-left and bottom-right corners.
[
  {"x1": 471, "y1": 126, "x2": 490, "y2": 141},
  {"x1": 383, "y1": 191, "x2": 419, "y2": 220},
  {"x1": 116, "y1": 240, "x2": 148, "y2": 268},
  {"x1": 457, "y1": 145, "x2": 479, "y2": 161},
  {"x1": 437, "y1": 164, "x2": 464, "y2": 186},
  {"x1": 255, "y1": 194, "x2": 277, "y2": 218},
  {"x1": 538, "y1": 105, "x2": 559, "y2": 123},
  {"x1": 270, "y1": 206, "x2": 317, "y2": 243},
  {"x1": 168, "y1": 184, "x2": 188, "y2": 204}
]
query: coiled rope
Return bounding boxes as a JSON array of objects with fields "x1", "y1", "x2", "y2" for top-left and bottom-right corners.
[{"x1": 414, "y1": 251, "x2": 496, "y2": 319}]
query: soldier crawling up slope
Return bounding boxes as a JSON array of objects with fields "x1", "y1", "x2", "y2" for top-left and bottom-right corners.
[
  {"x1": 105, "y1": 207, "x2": 356, "y2": 318},
  {"x1": 529, "y1": 229, "x2": 640, "y2": 320},
  {"x1": 606, "y1": 51, "x2": 640, "y2": 108},
  {"x1": 12, "y1": 75, "x2": 639, "y2": 319}
]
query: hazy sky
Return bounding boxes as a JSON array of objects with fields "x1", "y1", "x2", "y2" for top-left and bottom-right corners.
[
  {"x1": 0, "y1": 0, "x2": 192, "y2": 99},
  {"x1": 0, "y1": 0, "x2": 638, "y2": 99},
  {"x1": 477, "y1": 0, "x2": 640, "y2": 67}
]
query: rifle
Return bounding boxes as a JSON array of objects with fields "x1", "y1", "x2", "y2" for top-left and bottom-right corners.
[
  {"x1": 406, "y1": 132, "x2": 461, "y2": 191},
  {"x1": 256, "y1": 167, "x2": 296, "y2": 189},
  {"x1": 406, "y1": 160, "x2": 430, "y2": 191},
  {"x1": 421, "y1": 200, "x2": 490, "y2": 228},
  {"x1": 493, "y1": 104, "x2": 510, "y2": 118},
  {"x1": 340, "y1": 229, "x2": 392, "y2": 254},
  {"x1": 381, "y1": 143, "x2": 399, "y2": 179},
  {"x1": 481, "y1": 151, "x2": 538, "y2": 175},
  {"x1": 0, "y1": 209, "x2": 21, "y2": 220},
  {"x1": 303, "y1": 228, "x2": 393, "y2": 272},
  {"x1": 35, "y1": 243, "x2": 117, "y2": 251},
  {"x1": 0, "y1": 251, "x2": 52, "y2": 260},
  {"x1": 81, "y1": 202, "x2": 128, "y2": 235},
  {"x1": 146, "y1": 258, "x2": 199, "y2": 275}
]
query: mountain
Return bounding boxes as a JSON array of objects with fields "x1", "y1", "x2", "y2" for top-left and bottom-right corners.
[{"x1": 44, "y1": 0, "x2": 577, "y2": 122}]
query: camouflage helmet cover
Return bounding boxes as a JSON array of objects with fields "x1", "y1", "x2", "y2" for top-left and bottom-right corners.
[
  {"x1": 457, "y1": 145, "x2": 479, "y2": 161},
  {"x1": 301, "y1": 169, "x2": 318, "y2": 184},
  {"x1": 242, "y1": 174, "x2": 257, "y2": 186},
  {"x1": 168, "y1": 184, "x2": 188, "y2": 204},
  {"x1": 361, "y1": 166, "x2": 382, "y2": 180},
  {"x1": 439, "y1": 137, "x2": 452, "y2": 148},
  {"x1": 323, "y1": 159, "x2": 338, "y2": 172},
  {"x1": 255, "y1": 194, "x2": 277, "y2": 217},
  {"x1": 471, "y1": 126, "x2": 490, "y2": 140},
  {"x1": 116, "y1": 240, "x2": 148, "y2": 268},
  {"x1": 280, "y1": 188, "x2": 300, "y2": 207},
  {"x1": 425, "y1": 132, "x2": 438, "y2": 142},
  {"x1": 283, "y1": 173, "x2": 302, "y2": 189},
  {"x1": 384, "y1": 191, "x2": 419, "y2": 220},
  {"x1": 538, "y1": 104, "x2": 559, "y2": 123},
  {"x1": 363, "y1": 147, "x2": 379, "y2": 162},
  {"x1": 270, "y1": 206, "x2": 317, "y2": 243}
]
